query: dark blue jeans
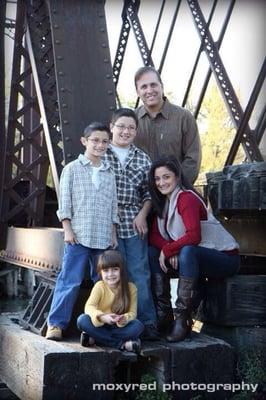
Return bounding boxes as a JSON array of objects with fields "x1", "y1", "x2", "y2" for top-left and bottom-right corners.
[
  {"x1": 77, "y1": 314, "x2": 144, "y2": 349},
  {"x1": 118, "y1": 235, "x2": 157, "y2": 326},
  {"x1": 48, "y1": 244, "x2": 103, "y2": 329},
  {"x1": 149, "y1": 245, "x2": 240, "y2": 279}
]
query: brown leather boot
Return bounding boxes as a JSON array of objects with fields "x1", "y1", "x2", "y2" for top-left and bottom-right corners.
[
  {"x1": 151, "y1": 273, "x2": 174, "y2": 334},
  {"x1": 166, "y1": 277, "x2": 197, "y2": 342}
]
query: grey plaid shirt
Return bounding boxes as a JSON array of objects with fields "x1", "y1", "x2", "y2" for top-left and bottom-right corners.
[
  {"x1": 57, "y1": 154, "x2": 118, "y2": 249},
  {"x1": 103, "y1": 145, "x2": 151, "y2": 239}
]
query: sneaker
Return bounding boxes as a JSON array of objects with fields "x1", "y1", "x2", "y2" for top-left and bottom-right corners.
[
  {"x1": 80, "y1": 332, "x2": 95, "y2": 347},
  {"x1": 122, "y1": 339, "x2": 141, "y2": 355},
  {"x1": 45, "y1": 326, "x2": 62, "y2": 341}
]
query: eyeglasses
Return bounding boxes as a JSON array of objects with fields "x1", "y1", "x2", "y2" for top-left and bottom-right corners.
[
  {"x1": 87, "y1": 138, "x2": 109, "y2": 145},
  {"x1": 114, "y1": 124, "x2": 137, "y2": 132}
]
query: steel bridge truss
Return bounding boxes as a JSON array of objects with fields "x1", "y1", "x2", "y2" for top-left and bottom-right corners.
[{"x1": 0, "y1": 0, "x2": 265, "y2": 250}]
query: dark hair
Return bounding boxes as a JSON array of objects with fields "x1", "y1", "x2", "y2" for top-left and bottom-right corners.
[
  {"x1": 134, "y1": 66, "x2": 163, "y2": 89},
  {"x1": 148, "y1": 155, "x2": 203, "y2": 218},
  {"x1": 97, "y1": 249, "x2": 130, "y2": 314},
  {"x1": 83, "y1": 122, "x2": 111, "y2": 138},
  {"x1": 110, "y1": 108, "x2": 138, "y2": 127}
]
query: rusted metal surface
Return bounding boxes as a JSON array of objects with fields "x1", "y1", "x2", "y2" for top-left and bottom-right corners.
[
  {"x1": 1, "y1": 0, "x2": 49, "y2": 242},
  {"x1": 1, "y1": 0, "x2": 265, "y2": 252},
  {"x1": 25, "y1": 27, "x2": 60, "y2": 198},
  {"x1": 0, "y1": 0, "x2": 116, "y2": 240},
  {"x1": 20, "y1": 280, "x2": 54, "y2": 335},
  {"x1": 48, "y1": 0, "x2": 116, "y2": 164},
  {"x1": 0, "y1": 227, "x2": 64, "y2": 273}
]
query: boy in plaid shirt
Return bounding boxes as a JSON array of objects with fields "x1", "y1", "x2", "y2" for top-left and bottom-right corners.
[{"x1": 103, "y1": 108, "x2": 158, "y2": 340}]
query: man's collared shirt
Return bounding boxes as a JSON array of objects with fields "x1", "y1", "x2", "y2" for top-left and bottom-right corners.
[
  {"x1": 57, "y1": 154, "x2": 118, "y2": 249},
  {"x1": 135, "y1": 97, "x2": 201, "y2": 184},
  {"x1": 103, "y1": 145, "x2": 151, "y2": 239}
]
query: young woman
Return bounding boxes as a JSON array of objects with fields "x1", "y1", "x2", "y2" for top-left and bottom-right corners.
[
  {"x1": 77, "y1": 249, "x2": 144, "y2": 353},
  {"x1": 148, "y1": 156, "x2": 240, "y2": 342}
]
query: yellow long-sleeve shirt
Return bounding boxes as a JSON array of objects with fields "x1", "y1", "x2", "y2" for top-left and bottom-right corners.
[{"x1": 84, "y1": 280, "x2": 137, "y2": 327}]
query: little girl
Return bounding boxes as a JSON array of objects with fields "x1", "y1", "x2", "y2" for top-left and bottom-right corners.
[{"x1": 77, "y1": 249, "x2": 144, "y2": 353}]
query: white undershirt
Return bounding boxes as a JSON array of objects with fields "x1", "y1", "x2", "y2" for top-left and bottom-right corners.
[
  {"x1": 91, "y1": 164, "x2": 102, "y2": 189},
  {"x1": 110, "y1": 144, "x2": 129, "y2": 167}
]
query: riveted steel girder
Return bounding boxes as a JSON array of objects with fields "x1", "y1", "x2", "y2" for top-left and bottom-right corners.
[{"x1": 187, "y1": 0, "x2": 263, "y2": 163}]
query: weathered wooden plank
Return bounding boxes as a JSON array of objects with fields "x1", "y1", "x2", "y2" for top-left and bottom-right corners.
[
  {"x1": 0, "y1": 314, "x2": 119, "y2": 400},
  {"x1": 200, "y1": 275, "x2": 266, "y2": 326},
  {"x1": 201, "y1": 324, "x2": 266, "y2": 356},
  {"x1": 167, "y1": 333, "x2": 234, "y2": 400},
  {"x1": 0, "y1": 314, "x2": 235, "y2": 400}
]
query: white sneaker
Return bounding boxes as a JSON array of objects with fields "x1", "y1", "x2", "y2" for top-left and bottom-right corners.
[{"x1": 45, "y1": 326, "x2": 62, "y2": 341}]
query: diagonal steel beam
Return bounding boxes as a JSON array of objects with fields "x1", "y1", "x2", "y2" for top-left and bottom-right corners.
[
  {"x1": 126, "y1": 0, "x2": 154, "y2": 67},
  {"x1": 187, "y1": 0, "x2": 263, "y2": 163},
  {"x1": 26, "y1": 27, "x2": 59, "y2": 198},
  {"x1": 112, "y1": 1, "x2": 139, "y2": 87},
  {"x1": 225, "y1": 58, "x2": 266, "y2": 165}
]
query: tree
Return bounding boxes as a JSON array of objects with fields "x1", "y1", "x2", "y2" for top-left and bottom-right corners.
[{"x1": 198, "y1": 84, "x2": 245, "y2": 181}]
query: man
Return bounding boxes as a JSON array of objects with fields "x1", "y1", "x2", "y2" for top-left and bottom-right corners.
[
  {"x1": 134, "y1": 66, "x2": 201, "y2": 184},
  {"x1": 134, "y1": 66, "x2": 202, "y2": 337}
]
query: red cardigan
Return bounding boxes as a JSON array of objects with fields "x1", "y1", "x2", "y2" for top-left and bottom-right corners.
[{"x1": 149, "y1": 191, "x2": 209, "y2": 259}]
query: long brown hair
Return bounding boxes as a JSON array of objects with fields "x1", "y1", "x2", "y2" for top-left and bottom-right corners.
[
  {"x1": 97, "y1": 250, "x2": 130, "y2": 314},
  {"x1": 148, "y1": 155, "x2": 205, "y2": 218}
]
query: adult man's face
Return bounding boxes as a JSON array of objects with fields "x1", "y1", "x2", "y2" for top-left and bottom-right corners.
[{"x1": 136, "y1": 71, "x2": 164, "y2": 110}]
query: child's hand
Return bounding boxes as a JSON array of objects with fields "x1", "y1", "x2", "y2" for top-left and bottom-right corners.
[
  {"x1": 64, "y1": 226, "x2": 78, "y2": 245},
  {"x1": 116, "y1": 314, "x2": 127, "y2": 325},
  {"x1": 99, "y1": 313, "x2": 118, "y2": 325}
]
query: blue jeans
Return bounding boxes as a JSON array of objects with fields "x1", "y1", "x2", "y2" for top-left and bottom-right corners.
[
  {"x1": 149, "y1": 245, "x2": 240, "y2": 279},
  {"x1": 77, "y1": 314, "x2": 144, "y2": 349},
  {"x1": 118, "y1": 235, "x2": 157, "y2": 326},
  {"x1": 48, "y1": 243, "x2": 103, "y2": 329}
]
